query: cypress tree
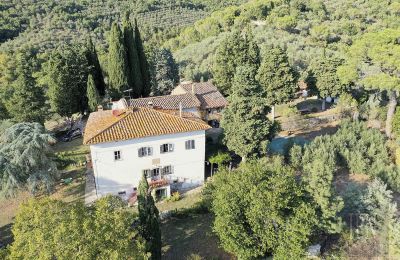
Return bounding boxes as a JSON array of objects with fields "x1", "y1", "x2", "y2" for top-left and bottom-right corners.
[
  {"x1": 87, "y1": 74, "x2": 99, "y2": 112},
  {"x1": 41, "y1": 46, "x2": 89, "y2": 117},
  {"x1": 221, "y1": 65, "x2": 275, "y2": 162},
  {"x1": 86, "y1": 38, "x2": 106, "y2": 96},
  {"x1": 257, "y1": 46, "x2": 298, "y2": 120},
  {"x1": 5, "y1": 51, "x2": 46, "y2": 124},
  {"x1": 123, "y1": 14, "x2": 143, "y2": 98},
  {"x1": 150, "y1": 48, "x2": 179, "y2": 96},
  {"x1": 108, "y1": 22, "x2": 130, "y2": 99},
  {"x1": 134, "y1": 20, "x2": 151, "y2": 97},
  {"x1": 138, "y1": 173, "x2": 162, "y2": 259}
]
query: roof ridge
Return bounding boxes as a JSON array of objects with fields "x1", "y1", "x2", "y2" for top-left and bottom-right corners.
[
  {"x1": 84, "y1": 110, "x2": 131, "y2": 144},
  {"x1": 145, "y1": 107, "x2": 209, "y2": 127}
]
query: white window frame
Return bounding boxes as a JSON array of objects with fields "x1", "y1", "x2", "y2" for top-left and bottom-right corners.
[
  {"x1": 185, "y1": 140, "x2": 195, "y2": 150},
  {"x1": 138, "y1": 147, "x2": 153, "y2": 157},
  {"x1": 114, "y1": 150, "x2": 121, "y2": 161},
  {"x1": 162, "y1": 165, "x2": 173, "y2": 175},
  {"x1": 160, "y1": 143, "x2": 174, "y2": 154}
]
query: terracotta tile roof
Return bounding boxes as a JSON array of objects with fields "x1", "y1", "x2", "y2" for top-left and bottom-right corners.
[
  {"x1": 177, "y1": 82, "x2": 228, "y2": 109},
  {"x1": 83, "y1": 107, "x2": 210, "y2": 145},
  {"x1": 129, "y1": 94, "x2": 201, "y2": 110}
]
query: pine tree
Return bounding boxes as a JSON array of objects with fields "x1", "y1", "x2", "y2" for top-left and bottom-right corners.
[
  {"x1": 108, "y1": 22, "x2": 130, "y2": 99},
  {"x1": 221, "y1": 65, "x2": 276, "y2": 162},
  {"x1": 150, "y1": 48, "x2": 179, "y2": 96},
  {"x1": 87, "y1": 74, "x2": 99, "y2": 112},
  {"x1": 123, "y1": 14, "x2": 143, "y2": 98},
  {"x1": 85, "y1": 38, "x2": 106, "y2": 96},
  {"x1": 213, "y1": 28, "x2": 260, "y2": 95},
  {"x1": 4, "y1": 50, "x2": 46, "y2": 123},
  {"x1": 134, "y1": 20, "x2": 151, "y2": 97},
  {"x1": 138, "y1": 173, "x2": 161, "y2": 259},
  {"x1": 257, "y1": 46, "x2": 298, "y2": 120},
  {"x1": 40, "y1": 45, "x2": 89, "y2": 117}
]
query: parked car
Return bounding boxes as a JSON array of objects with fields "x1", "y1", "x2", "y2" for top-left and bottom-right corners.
[{"x1": 60, "y1": 128, "x2": 82, "y2": 142}]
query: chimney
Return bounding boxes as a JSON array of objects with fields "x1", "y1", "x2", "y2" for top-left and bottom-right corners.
[
  {"x1": 147, "y1": 101, "x2": 153, "y2": 108},
  {"x1": 97, "y1": 105, "x2": 103, "y2": 111},
  {"x1": 179, "y1": 102, "x2": 182, "y2": 118},
  {"x1": 191, "y1": 84, "x2": 195, "y2": 94}
]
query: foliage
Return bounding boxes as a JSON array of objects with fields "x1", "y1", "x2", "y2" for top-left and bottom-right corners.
[
  {"x1": 213, "y1": 28, "x2": 260, "y2": 95},
  {"x1": 40, "y1": 45, "x2": 89, "y2": 117},
  {"x1": 208, "y1": 152, "x2": 230, "y2": 166},
  {"x1": 9, "y1": 196, "x2": 148, "y2": 259},
  {"x1": 165, "y1": 191, "x2": 181, "y2": 202},
  {"x1": 392, "y1": 107, "x2": 400, "y2": 139},
  {"x1": 336, "y1": 92, "x2": 357, "y2": 118},
  {"x1": 211, "y1": 158, "x2": 317, "y2": 259},
  {"x1": 309, "y1": 55, "x2": 347, "y2": 98},
  {"x1": 108, "y1": 22, "x2": 130, "y2": 99},
  {"x1": 338, "y1": 28, "x2": 400, "y2": 136},
  {"x1": 353, "y1": 179, "x2": 400, "y2": 258},
  {"x1": 85, "y1": 37, "x2": 106, "y2": 96},
  {"x1": 0, "y1": 123, "x2": 58, "y2": 198},
  {"x1": 149, "y1": 48, "x2": 179, "y2": 96},
  {"x1": 2, "y1": 49, "x2": 46, "y2": 124},
  {"x1": 257, "y1": 46, "x2": 298, "y2": 106},
  {"x1": 123, "y1": 15, "x2": 143, "y2": 98},
  {"x1": 135, "y1": 20, "x2": 152, "y2": 97},
  {"x1": 221, "y1": 65, "x2": 275, "y2": 161},
  {"x1": 87, "y1": 74, "x2": 100, "y2": 112},
  {"x1": 138, "y1": 173, "x2": 162, "y2": 259}
]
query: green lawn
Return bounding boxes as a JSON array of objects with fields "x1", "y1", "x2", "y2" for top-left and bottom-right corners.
[{"x1": 162, "y1": 214, "x2": 233, "y2": 260}]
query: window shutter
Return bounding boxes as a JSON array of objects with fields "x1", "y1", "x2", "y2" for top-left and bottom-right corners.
[
  {"x1": 169, "y1": 143, "x2": 174, "y2": 152},
  {"x1": 148, "y1": 147, "x2": 153, "y2": 156}
]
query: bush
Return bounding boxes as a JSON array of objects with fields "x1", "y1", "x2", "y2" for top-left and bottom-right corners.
[
  {"x1": 165, "y1": 191, "x2": 180, "y2": 202},
  {"x1": 392, "y1": 107, "x2": 400, "y2": 139}
]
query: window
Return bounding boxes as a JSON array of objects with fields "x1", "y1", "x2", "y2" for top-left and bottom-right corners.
[
  {"x1": 143, "y1": 168, "x2": 160, "y2": 178},
  {"x1": 143, "y1": 169, "x2": 151, "y2": 178},
  {"x1": 114, "y1": 151, "x2": 121, "y2": 160},
  {"x1": 162, "y1": 165, "x2": 173, "y2": 175},
  {"x1": 138, "y1": 147, "x2": 153, "y2": 157},
  {"x1": 185, "y1": 140, "x2": 195, "y2": 150},
  {"x1": 160, "y1": 143, "x2": 174, "y2": 153}
]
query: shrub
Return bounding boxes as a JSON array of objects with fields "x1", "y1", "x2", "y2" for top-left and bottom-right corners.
[
  {"x1": 392, "y1": 107, "x2": 400, "y2": 139},
  {"x1": 166, "y1": 191, "x2": 180, "y2": 202}
]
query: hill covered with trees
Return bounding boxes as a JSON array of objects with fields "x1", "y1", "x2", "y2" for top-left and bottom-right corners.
[{"x1": 0, "y1": 0, "x2": 247, "y2": 52}]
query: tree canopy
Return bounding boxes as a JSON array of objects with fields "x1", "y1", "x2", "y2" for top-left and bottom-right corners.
[
  {"x1": 213, "y1": 28, "x2": 260, "y2": 95},
  {"x1": 221, "y1": 65, "x2": 276, "y2": 161},
  {"x1": 40, "y1": 45, "x2": 89, "y2": 117},
  {"x1": 0, "y1": 122, "x2": 57, "y2": 198},
  {"x1": 211, "y1": 158, "x2": 317, "y2": 259},
  {"x1": 9, "y1": 195, "x2": 148, "y2": 259}
]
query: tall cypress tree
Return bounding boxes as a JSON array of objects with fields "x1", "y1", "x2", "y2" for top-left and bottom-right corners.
[
  {"x1": 86, "y1": 38, "x2": 106, "y2": 96},
  {"x1": 123, "y1": 14, "x2": 143, "y2": 98},
  {"x1": 138, "y1": 173, "x2": 162, "y2": 259},
  {"x1": 134, "y1": 20, "x2": 151, "y2": 97},
  {"x1": 87, "y1": 74, "x2": 99, "y2": 112},
  {"x1": 5, "y1": 50, "x2": 46, "y2": 124},
  {"x1": 108, "y1": 22, "x2": 130, "y2": 99},
  {"x1": 221, "y1": 65, "x2": 276, "y2": 162}
]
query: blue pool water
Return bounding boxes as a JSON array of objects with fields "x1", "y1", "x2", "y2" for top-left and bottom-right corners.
[{"x1": 268, "y1": 136, "x2": 309, "y2": 155}]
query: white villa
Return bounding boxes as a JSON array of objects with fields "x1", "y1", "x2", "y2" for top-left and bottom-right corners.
[{"x1": 83, "y1": 106, "x2": 211, "y2": 201}]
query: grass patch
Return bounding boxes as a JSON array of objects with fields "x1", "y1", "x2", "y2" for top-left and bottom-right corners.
[
  {"x1": 156, "y1": 189, "x2": 203, "y2": 213},
  {"x1": 161, "y1": 214, "x2": 232, "y2": 260}
]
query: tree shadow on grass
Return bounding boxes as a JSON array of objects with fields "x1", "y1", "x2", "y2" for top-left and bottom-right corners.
[{"x1": 161, "y1": 214, "x2": 233, "y2": 260}]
